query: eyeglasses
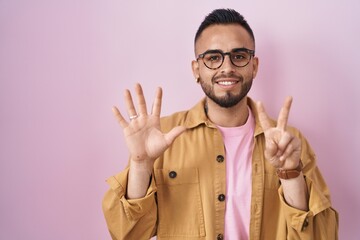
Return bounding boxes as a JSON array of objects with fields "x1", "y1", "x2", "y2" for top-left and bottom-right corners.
[{"x1": 197, "y1": 48, "x2": 255, "y2": 70}]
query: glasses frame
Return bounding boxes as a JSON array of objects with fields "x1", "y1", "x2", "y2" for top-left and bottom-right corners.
[{"x1": 197, "y1": 48, "x2": 255, "y2": 70}]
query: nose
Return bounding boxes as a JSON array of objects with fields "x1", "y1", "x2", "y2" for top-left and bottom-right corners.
[{"x1": 220, "y1": 54, "x2": 235, "y2": 73}]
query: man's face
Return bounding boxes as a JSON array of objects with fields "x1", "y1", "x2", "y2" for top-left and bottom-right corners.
[{"x1": 192, "y1": 24, "x2": 259, "y2": 108}]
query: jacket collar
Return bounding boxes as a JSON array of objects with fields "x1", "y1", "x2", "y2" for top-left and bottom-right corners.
[{"x1": 183, "y1": 97, "x2": 275, "y2": 136}]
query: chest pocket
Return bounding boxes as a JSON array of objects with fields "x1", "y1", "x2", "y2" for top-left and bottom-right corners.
[{"x1": 154, "y1": 168, "x2": 206, "y2": 238}]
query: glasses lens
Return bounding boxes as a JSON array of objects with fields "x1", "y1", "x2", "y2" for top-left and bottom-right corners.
[
  {"x1": 203, "y1": 52, "x2": 223, "y2": 69},
  {"x1": 230, "y1": 51, "x2": 251, "y2": 67}
]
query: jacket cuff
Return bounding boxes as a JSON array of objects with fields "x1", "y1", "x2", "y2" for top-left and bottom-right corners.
[
  {"x1": 106, "y1": 168, "x2": 157, "y2": 221},
  {"x1": 278, "y1": 176, "x2": 331, "y2": 234}
]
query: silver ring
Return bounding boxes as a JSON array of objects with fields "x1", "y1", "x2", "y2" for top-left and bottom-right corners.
[{"x1": 129, "y1": 114, "x2": 138, "y2": 120}]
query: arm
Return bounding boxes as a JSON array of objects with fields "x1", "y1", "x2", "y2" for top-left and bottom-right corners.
[
  {"x1": 280, "y1": 172, "x2": 308, "y2": 211},
  {"x1": 257, "y1": 97, "x2": 338, "y2": 238},
  {"x1": 114, "y1": 84, "x2": 185, "y2": 199},
  {"x1": 278, "y1": 135, "x2": 338, "y2": 239},
  {"x1": 103, "y1": 83, "x2": 186, "y2": 239},
  {"x1": 127, "y1": 159, "x2": 153, "y2": 199},
  {"x1": 257, "y1": 97, "x2": 308, "y2": 210},
  {"x1": 102, "y1": 167, "x2": 158, "y2": 240}
]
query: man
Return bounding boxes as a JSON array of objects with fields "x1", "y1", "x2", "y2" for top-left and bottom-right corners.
[{"x1": 102, "y1": 9, "x2": 338, "y2": 240}]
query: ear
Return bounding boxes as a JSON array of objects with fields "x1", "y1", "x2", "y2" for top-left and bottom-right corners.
[
  {"x1": 252, "y1": 56, "x2": 259, "y2": 79},
  {"x1": 191, "y1": 60, "x2": 200, "y2": 80}
]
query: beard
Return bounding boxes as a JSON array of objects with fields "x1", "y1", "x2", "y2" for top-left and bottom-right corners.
[{"x1": 199, "y1": 74, "x2": 253, "y2": 108}]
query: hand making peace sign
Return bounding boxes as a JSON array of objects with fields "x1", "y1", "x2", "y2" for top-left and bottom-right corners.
[
  {"x1": 112, "y1": 83, "x2": 187, "y2": 165},
  {"x1": 257, "y1": 97, "x2": 302, "y2": 170}
]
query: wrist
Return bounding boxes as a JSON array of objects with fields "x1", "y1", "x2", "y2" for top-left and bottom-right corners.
[
  {"x1": 127, "y1": 161, "x2": 153, "y2": 199},
  {"x1": 277, "y1": 161, "x2": 303, "y2": 179},
  {"x1": 130, "y1": 159, "x2": 154, "y2": 176}
]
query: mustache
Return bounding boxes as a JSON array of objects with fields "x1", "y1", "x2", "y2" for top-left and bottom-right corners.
[{"x1": 212, "y1": 73, "x2": 243, "y2": 83}]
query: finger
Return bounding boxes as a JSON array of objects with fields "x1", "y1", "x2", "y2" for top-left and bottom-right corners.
[
  {"x1": 277, "y1": 96, "x2": 293, "y2": 131},
  {"x1": 151, "y1": 87, "x2": 162, "y2": 117},
  {"x1": 135, "y1": 83, "x2": 148, "y2": 116},
  {"x1": 257, "y1": 101, "x2": 272, "y2": 131},
  {"x1": 124, "y1": 89, "x2": 137, "y2": 117},
  {"x1": 164, "y1": 126, "x2": 187, "y2": 146},
  {"x1": 277, "y1": 131, "x2": 293, "y2": 157},
  {"x1": 264, "y1": 139, "x2": 278, "y2": 160},
  {"x1": 279, "y1": 137, "x2": 300, "y2": 162},
  {"x1": 112, "y1": 106, "x2": 128, "y2": 128}
]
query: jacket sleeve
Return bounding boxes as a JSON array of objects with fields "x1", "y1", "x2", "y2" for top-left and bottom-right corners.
[
  {"x1": 278, "y1": 132, "x2": 339, "y2": 240},
  {"x1": 102, "y1": 167, "x2": 158, "y2": 240}
]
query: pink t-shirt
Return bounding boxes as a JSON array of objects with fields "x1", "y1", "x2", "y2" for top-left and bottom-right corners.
[{"x1": 217, "y1": 108, "x2": 255, "y2": 240}]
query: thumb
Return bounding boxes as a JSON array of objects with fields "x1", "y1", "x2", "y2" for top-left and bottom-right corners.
[{"x1": 164, "y1": 126, "x2": 187, "y2": 146}]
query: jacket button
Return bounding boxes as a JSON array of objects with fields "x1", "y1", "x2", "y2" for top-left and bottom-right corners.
[
  {"x1": 302, "y1": 218, "x2": 309, "y2": 230},
  {"x1": 217, "y1": 233, "x2": 224, "y2": 240},
  {"x1": 218, "y1": 194, "x2": 225, "y2": 202},
  {"x1": 169, "y1": 171, "x2": 177, "y2": 178},
  {"x1": 216, "y1": 155, "x2": 224, "y2": 163}
]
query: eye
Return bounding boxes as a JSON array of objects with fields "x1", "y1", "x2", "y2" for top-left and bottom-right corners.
[
  {"x1": 205, "y1": 53, "x2": 222, "y2": 62},
  {"x1": 210, "y1": 55, "x2": 219, "y2": 61},
  {"x1": 233, "y1": 53, "x2": 247, "y2": 60}
]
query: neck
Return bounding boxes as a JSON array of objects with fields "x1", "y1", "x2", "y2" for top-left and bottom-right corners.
[{"x1": 205, "y1": 97, "x2": 249, "y2": 127}]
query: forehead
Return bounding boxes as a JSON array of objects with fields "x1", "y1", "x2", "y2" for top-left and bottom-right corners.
[{"x1": 195, "y1": 24, "x2": 254, "y2": 54}]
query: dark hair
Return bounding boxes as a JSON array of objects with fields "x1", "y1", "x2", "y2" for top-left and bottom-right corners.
[{"x1": 194, "y1": 8, "x2": 255, "y2": 45}]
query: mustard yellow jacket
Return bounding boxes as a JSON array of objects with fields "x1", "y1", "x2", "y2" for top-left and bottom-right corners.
[{"x1": 102, "y1": 98, "x2": 338, "y2": 240}]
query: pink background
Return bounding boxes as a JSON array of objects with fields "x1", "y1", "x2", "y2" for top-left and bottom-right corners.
[{"x1": 1, "y1": 1, "x2": 359, "y2": 239}]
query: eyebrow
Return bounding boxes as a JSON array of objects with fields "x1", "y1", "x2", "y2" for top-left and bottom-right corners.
[
  {"x1": 204, "y1": 48, "x2": 251, "y2": 53},
  {"x1": 204, "y1": 49, "x2": 223, "y2": 54},
  {"x1": 231, "y1": 48, "x2": 251, "y2": 52}
]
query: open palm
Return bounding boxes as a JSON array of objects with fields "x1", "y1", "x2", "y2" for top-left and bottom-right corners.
[{"x1": 113, "y1": 83, "x2": 186, "y2": 163}]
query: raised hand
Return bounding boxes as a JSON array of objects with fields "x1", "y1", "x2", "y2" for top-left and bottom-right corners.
[
  {"x1": 257, "y1": 97, "x2": 301, "y2": 170},
  {"x1": 113, "y1": 83, "x2": 187, "y2": 165}
]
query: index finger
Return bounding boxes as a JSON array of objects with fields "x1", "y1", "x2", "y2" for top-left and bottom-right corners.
[
  {"x1": 151, "y1": 87, "x2": 162, "y2": 117},
  {"x1": 277, "y1": 96, "x2": 293, "y2": 131},
  {"x1": 257, "y1": 101, "x2": 272, "y2": 131}
]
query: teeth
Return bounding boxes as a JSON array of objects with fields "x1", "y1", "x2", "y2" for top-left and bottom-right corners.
[{"x1": 218, "y1": 81, "x2": 236, "y2": 86}]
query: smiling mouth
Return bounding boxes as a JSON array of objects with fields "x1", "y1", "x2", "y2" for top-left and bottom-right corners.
[
  {"x1": 216, "y1": 80, "x2": 238, "y2": 86},
  {"x1": 215, "y1": 78, "x2": 240, "y2": 87}
]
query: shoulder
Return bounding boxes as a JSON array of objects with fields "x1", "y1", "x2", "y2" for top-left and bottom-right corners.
[
  {"x1": 160, "y1": 110, "x2": 190, "y2": 131},
  {"x1": 160, "y1": 99, "x2": 208, "y2": 131}
]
